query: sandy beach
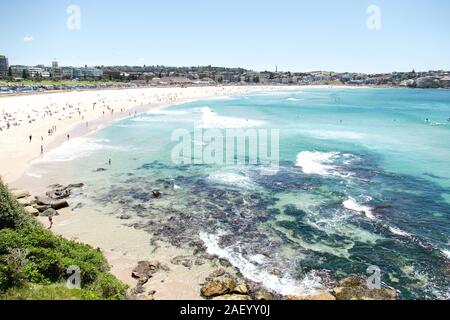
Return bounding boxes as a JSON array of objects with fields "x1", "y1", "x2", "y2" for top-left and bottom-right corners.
[
  {"x1": 0, "y1": 85, "x2": 291, "y2": 184},
  {"x1": 0, "y1": 84, "x2": 293, "y2": 299}
]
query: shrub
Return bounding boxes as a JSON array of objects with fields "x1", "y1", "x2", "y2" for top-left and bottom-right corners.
[{"x1": 0, "y1": 181, "x2": 128, "y2": 300}]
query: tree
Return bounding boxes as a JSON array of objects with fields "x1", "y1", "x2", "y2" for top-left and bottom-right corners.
[{"x1": 22, "y1": 69, "x2": 29, "y2": 79}]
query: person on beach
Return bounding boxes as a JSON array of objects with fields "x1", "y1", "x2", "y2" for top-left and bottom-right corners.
[
  {"x1": 29, "y1": 134, "x2": 32, "y2": 143},
  {"x1": 108, "y1": 158, "x2": 112, "y2": 166},
  {"x1": 48, "y1": 213, "x2": 54, "y2": 229},
  {"x1": 41, "y1": 145, "x2": 43, "y2": 154},
  {"x1": 67, "y1": 134, "x2": 70, "y2": 140}
]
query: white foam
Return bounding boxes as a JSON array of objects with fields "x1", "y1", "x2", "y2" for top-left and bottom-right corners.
[
  {"x1": 208, "y1": 172, "x2": 254, "y2": 189},
  {"x1": 388, "y1": 226, "x2": 412, "y2": 237},
  {"x1": 286, "y1": 98, "x2": 304, "y2": 102},
  {"x1": 146, "y1": 109, "x2": 189, "y2": 116},
  {"x1": 200, "y1": 231, "x2": 323, "y2": 296},
  {"x1": 441, "y1": 249, "x2": 450, "y2": 260},
  {"x1": 31, "y1": 138, "x2": 121, "y2": 164},
  {"x1": 295, "y1": 151, "x2": 340, "y2": 176},
  {"x1": 197, "y1": 107, "x2": 265, "y2": 129},
  {"x1": 343, "y1": 197, "x2": 376, "y2": 220},
  {"x1": 306, "y1": 130, "x2": 366, "y2": 141}
]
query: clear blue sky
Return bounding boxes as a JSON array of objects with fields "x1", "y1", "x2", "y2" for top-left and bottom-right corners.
[{"x1": 1, "y1": 0, "x2": 449, "y2": 73}]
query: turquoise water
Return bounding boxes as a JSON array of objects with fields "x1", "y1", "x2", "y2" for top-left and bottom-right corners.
[{"x1": 36, "y1": 88, "x2": 450, "y2": 299}]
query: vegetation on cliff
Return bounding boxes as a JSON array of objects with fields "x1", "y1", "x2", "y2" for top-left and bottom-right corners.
[{"x1": 0, "y1": 180, "x2": 128, "y2": 300}]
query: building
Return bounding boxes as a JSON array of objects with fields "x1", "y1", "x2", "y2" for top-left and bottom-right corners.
[
  {"x1": 27, "y1": 67, "x2": 45, "y2": 78},
  {"x1": 73, "y1": 67, "x2": 103, "y2": 78},
  {"x1": 51, "y1": 61, "x2": 63, "y2": 78},
  {"x1": 0, "y1": 55, "x2": 9, "y2": 76},
  {"x1": 61, "y1": 67, "x2": 74, "y2": 79}
]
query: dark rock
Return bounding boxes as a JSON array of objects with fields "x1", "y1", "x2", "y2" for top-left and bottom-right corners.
[
  {"x1": 255, "y1": 290, "x2": 274, "y2": 300},
  {"x1": 331, "y1": 277, "x2": 397, "y2": 300},
  {"x1": 51, "y1": 199, "x2": 69, "y2": 210},
  {"x1": 200, "y1": 276, "x2": 237, "y2": 298},
  {"x1": 40, "y1": 208, "x2": 59, "y2": 217},
  {"x1": 152, "y1": 190, "x2": 161, "y2": 198},
  {"x1": 46, "y1": 188, "x2": 70, "y2": 200},
  {"x1": 131, "y1": 261, "x2": 162, "y2": 285},
  {"x1": 12, "y1": 190, "x2": 31, "y2": 199},
  {"x1": 35, "y1": 196, "x2": 52, "y2": 206},
  {"x1": 34, "y1": 205, "x2": 49, "y2": 213},
  {"x1": 94, "y1": 168, "x2": 107, "y2": 172},
  {"x1": 66, "y1": 183, "x2": 84, "y2": 189}
]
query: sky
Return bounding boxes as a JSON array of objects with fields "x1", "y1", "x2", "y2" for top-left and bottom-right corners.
[{"x1": 1, "y1": 0, "x2": 449, "y2": 73}]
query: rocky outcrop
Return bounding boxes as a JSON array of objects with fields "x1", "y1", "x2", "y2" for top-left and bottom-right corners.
[
  {"x1": 330, "y1": 277, "x2": 397, "y2": 300},
  {"x1": 200, "y1": 276, "x2": 237, "y2": 298},
  {"x1": 24, "y1": 206, "x2": 39, "y2": 216},
  {"x1": 131, "y1": 261, "x2": 162, "y2": 285},
  {"x1": 40, "y1": 208, "x2": 59, "y2": 217},
  {"x1": 254, "y1": 290, "x2": 273, "y2": 300},
  {"x1": 50, "y1": 199, "x2": 69, "y2": 210},
  {"x1": 45, "y1": 183, "x2": 84, "y2": 200},
  {"x1": 286, "y1": 291, "x2": 336, "y2": 300},
  {"x1": 170, "y1": 255, "x2": 207, "y2": 268},
  {"x1": 18, "y1": 197, "x2": 34, "y2": 206},
  {"x1": 12, "y1": 190, "x2": 31, "y2": 199},
  {"x1": 213, "y1": 294, "x2": 252, "y2": 300}
]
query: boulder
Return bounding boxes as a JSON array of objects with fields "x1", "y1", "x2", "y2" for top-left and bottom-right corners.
[
  {"x1": 255, "y1": 290, "x2": 273, "y2": 300},
  {"x1": 18, "y1": 197, "x2": 34, "y2": 206},
  {"x1": 34, "y1": 205, "x2": 49, "y2": 213},
  {"x1": 200, "y1": 277, "x2": 237, "y2": 298},
  {"x1": 46, "y1": 189, "x2": 70, "y2": 200},
  {"x1": 35, "y1": 196, "x2": 52, "y2": 206},
  {"x1": 24, "y1": 206, "x2": 39, "y2": 216},
  {"x1": 12, "y1": 190, "x2": 31, "y2": 199},
  {"x1": 287, "y1": 291, "x2": 336, "y2": 300},
  {"x1": 331, "y1": 277, "x2": 397, "y2": 300},
  {"x1": 94, "y1": 168, "x2": 107, "y2": 172},
  {"x1": 40, "y1": 208, "x2": 59, "y2": 217},
  {"x1": 213, "y1": 294, "x2": 252, "y2": 301},
  {"x1": 234, "y1": 283, "x2": 248, "y2": 295},
  {"x1": 131, "y1": 261, "x2": 162, "y2": 285},
  {"x1": 50, "y1": 199, "x2": 69, "y2": 210}
]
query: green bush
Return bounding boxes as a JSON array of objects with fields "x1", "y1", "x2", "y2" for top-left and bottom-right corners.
[
  {"x1": 89, "y1": 273, "x2": 129, "y2": 300},
  {"x1": 0, "y1": 183, "x2": 35, "y2": 229},
  {"x1": 0, "y1": 180, "x2": 128, "y2": 300}
]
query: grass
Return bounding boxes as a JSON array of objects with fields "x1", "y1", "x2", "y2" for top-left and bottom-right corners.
[{"x1": 0, "y1": 180, "x2": 128, "y2": 300}]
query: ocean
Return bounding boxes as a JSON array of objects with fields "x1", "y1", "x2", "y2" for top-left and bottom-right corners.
[{"x1": 29, "y1": 87, "x2": 450, "y2": 299}]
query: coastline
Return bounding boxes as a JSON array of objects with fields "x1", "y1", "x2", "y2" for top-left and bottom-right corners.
[
  {"x1": 1, "y1": 84, "x2": 407, "y2": 300},
  {"x1": 0, "y1": 85, "x2": 294, "y2": 299},
  {"x1": 1, "y1": 85, "x2": 292, "y2": 185}
]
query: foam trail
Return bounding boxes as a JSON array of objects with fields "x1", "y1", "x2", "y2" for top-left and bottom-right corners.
[
  {"x1": 31, "y1": 138, "x2": 121, "y2": 164},
  {"x1": 343, "y1": 197, "x2": 376, "y2": 220},
  {"x1": 197, "y1": 107, "x2": 265, "y2": 128},
  {"x1": 295, "y1": 151, "x2": 340, "y2": 176}
]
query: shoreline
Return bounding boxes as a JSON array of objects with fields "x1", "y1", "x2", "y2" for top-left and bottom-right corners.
[
  {"x1": 1, "y1": 84, "x2": 405, "y2": 300},
  {"x1": 1, "y1": 85, "x2": 295, "y2": 299},
  {"x1": 1, "y1": 85, "x2": 292, "y2": 185}
]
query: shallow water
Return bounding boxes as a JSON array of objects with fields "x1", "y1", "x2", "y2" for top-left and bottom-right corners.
[{"x1": 29, "y1": 88, "x2": 450, "y2": 299}]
